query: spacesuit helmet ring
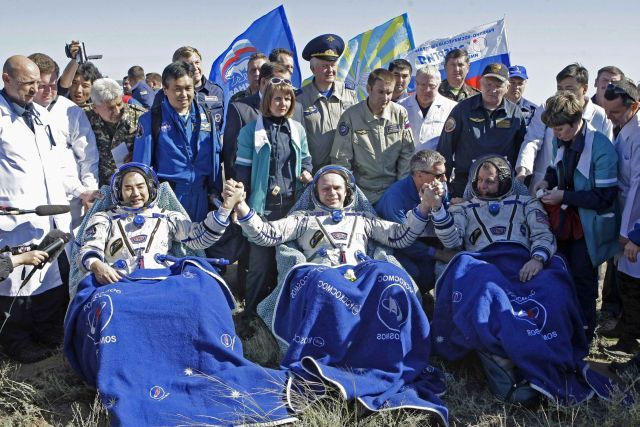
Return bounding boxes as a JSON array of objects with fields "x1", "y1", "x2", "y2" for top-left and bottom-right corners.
[
  {"x1": 111, "y1": 162, "x2": 159, "y2": 209},
  {"x1": 312, "y1": 165, "x2": 356, "y2": 210},
  {"x1": 469, "y1": 155, "x2": 514, "y2": 201}
]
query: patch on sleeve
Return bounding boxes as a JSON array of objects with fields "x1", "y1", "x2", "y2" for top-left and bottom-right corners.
[
  {"x1": 84, "y1": 224, "x2": 97, "y2": 237},
  {"x1": 534, "y1": 209, "x2": 550, "y2": 226},
  {"x1": 444, "y1": 117, "x2": 456, "y2": 133},
  {"x1": 136, "y1": 123, "x2": 144, "y2": 137},
  {"x1": 338, "y1": 121, "x2": 349, "y2": 136},
  {"x1": 469, "y1": 228, "x2": 482, "y2": 245},
  {"x1": 404, "y1": 117, "x2": 411, "y2": 129}
]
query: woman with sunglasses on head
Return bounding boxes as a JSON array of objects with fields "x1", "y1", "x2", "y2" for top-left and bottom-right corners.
[{"x1": 235, "y1": 78, "x2": 312, "y2": 316}]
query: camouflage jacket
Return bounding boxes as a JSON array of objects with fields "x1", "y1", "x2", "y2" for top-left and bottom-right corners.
[
  {"x1": 438, "y1": 80, "x2": 480, "y2": 102},
  {"x1": 84, "y1": 104, "x2": 146, "y2": 186}
]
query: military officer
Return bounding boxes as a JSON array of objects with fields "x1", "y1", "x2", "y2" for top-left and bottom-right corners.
[
  {"x1": 297, "y1": 34, "x2": 357, "y2": 170},
  {"x1": 437, "y1": 63, "x2": 527, "y2": 198},
  {"x1": 331, "y1": 68, "x2": 414, "y2": 204}
]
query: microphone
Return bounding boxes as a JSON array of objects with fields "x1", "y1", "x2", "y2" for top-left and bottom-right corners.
[
  {"x1": 0, "y1": 205, "x2": 71, "y2": 216},
  {"x1": 17, "y1": 230, "x2": 71, "y2": 291},
  {"x1": 34, "y1": 230, "x2": 72, "y2": 270}
]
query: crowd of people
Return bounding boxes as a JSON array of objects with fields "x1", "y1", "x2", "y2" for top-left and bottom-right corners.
[{"x1": 0, "y1": 32, "x2": 639, "y2": 396}]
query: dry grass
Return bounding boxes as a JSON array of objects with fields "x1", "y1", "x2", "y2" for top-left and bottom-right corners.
[
  {"x1": 0, "y1": 335, "x2": 637, "y2": 426},
  {"x1": 1, "y1": 265, "x2": 638, "y2": 426}
]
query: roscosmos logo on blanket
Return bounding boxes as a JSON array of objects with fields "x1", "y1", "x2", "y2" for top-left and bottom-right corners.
[
  {"x1": 377, "y1": 284, "x2": 410, "y2": 339},
  {"x1": 510, "y1": 292, "x2": 558, "y2": 341},
  {"x1": 84, "y1": 289, "x2": 119, "y2": 345}
]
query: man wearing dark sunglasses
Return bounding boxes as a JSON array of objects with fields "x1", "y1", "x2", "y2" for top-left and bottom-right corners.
[{"x1": 376, "y1": 150, "x2": 455, "y2": 297}]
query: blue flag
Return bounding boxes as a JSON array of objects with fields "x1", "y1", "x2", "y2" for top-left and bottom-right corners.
[
  {"x1": 208, "y1": 5, "x2": 300, "y2": 108},
  {"x1": 337, "y1": 14, "x2": 415, "y2": 100}
]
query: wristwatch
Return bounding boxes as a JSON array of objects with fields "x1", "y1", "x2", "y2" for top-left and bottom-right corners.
[{"x1": 531, "y1": 254, "x2": 545, "y2": 263}]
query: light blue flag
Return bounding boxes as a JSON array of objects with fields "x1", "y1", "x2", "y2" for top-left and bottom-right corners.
[
  {"x1": 337, "y1": 14, "x2": 415, "y2": 100},
  {"x1": 208, "y1": 5, "x2": 300, "y2": 109}
]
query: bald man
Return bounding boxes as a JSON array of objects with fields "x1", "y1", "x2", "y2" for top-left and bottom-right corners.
[{"x1": 0, "y1": 55, "x2": 96, "y2": 363}]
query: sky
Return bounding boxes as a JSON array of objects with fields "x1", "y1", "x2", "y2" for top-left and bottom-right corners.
[{"x1": 0, "y1": 0, "x2": 637, "y2": 105}]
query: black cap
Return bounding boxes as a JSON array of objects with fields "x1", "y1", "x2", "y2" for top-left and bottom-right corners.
[
  {"x1": 302, "y1": 34, "x2": 345, "y2": 62},
  {"x1": 481, "y1": 63, "x2": 509, "y2": 82}
]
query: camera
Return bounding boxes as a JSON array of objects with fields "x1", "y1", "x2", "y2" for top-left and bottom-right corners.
[{"x1": 65, "y1": 42, "x2": 103, "y2": 64}]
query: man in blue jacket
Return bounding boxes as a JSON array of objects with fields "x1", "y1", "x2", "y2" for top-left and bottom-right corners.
[
  {"x1": 133, "y1": 61, "x2": 222, "y2": 223},
  {"x1": 376, "y1": 150, "x2": 455, "y2": 296}
]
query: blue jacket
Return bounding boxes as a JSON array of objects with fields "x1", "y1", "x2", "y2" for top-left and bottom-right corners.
[
  {"x1": 133, "y1": 98, "x2": 222, "y2": 222},
  {"x1": 131, "y1": 81, "x2": 156, "y2": 109},
  {"x1": 197, "y1": 78, "x2": 225, "y2": 134},
  {"x1": 376, "y1": 175, "x2": 436, "y2": 260},
  {"x1": 235, "y1": 115, "x2": 310, "y2": 214},
  {"x1": 437, "y1": 96, "x2": 527, "y2": 197},
  {"x1": 552, "y1": 124, "x2": 619, "y2": 265}
]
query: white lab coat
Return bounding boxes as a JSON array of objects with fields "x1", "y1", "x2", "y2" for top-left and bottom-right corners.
[
  {"x1": 399, "y1": 93, "x2": 457, "y2": 151},
  {"x1": 616, "y1": 113, "x2": 640, "y2": 277},
  {"x1": 516, "y1": 97, "x2": 614, "y2": 192},
  {"x1": 0, "y1": 95, "x2": 74, "y2": 296},
  {"x1": 49, "y1": 95, "x2": 99, "y2": 191}
]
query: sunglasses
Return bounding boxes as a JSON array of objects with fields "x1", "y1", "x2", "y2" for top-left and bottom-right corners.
[
  {"x1": 604, "y1": 82, "x2": 636, "y2": 102},
  {"x1": 270, "y1": 77, "x2": 292, "y2": 86},
  {"x1": 419, "y1": 170, "x2": 446, "y2": 180}
]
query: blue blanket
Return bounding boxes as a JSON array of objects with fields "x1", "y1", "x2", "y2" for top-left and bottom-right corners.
[
  {"x1": 431, "y1": 242, "x2": 619, "y2": 405},
  {"x1": 64, "y1": 258, "x2": 295, "y2": 426},
  {"x1": 272, "y1": 260, "x2": 448, "y2": 424}
]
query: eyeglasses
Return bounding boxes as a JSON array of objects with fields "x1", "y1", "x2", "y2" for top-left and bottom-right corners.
[
  {"x1": 419, "y1": 170, "x2": 446, "y2": 180},
  {"x1": 270, "y1": 77, "x2": 292, "y2": 86},
  {"x1": 37, "y1": 82, "x2": 58, "y2": 92}
]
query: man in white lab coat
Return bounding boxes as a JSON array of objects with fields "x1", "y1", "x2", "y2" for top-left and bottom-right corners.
[
  {"x1": 399, "y1": 65, "x2": 457, "y2": 152},
  {"x1": 0, "y1": 55, "x2": 97, "y2": 363}
]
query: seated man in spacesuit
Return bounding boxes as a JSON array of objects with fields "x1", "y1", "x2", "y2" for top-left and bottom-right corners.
[
  {"x1": 64, "y1": 162, "x2": 295, "y2": 426},
  {"x1": 424, "y1": 155, "x2": 618, "y2": 405},
  {"x1": 221, "y1": 165, "x2": 449, "y2": 423},
  {"x1": 77, "y1": 162, "x2": 232, "y2": 282}
]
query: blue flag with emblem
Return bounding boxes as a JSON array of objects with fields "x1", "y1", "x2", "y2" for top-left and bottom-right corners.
[
  {"x1": 208, "y1": 5, "x2": 300, "y2": 111},
  {"x1": 336, "y1": 14, "x2": 415, "y2": 101}
]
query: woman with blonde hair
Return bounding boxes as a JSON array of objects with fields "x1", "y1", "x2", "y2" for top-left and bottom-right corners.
[{"x1": 235, "y1": 78, "x2": 312, "y2": 316}]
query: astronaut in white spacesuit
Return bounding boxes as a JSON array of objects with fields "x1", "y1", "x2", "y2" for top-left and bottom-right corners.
[
  {"x1": 224, "y1": 165, "x2": 432, "y2": 265},
  {"x1": 424, "y1": 155, "x2": 556, "y2": 282},
  {"x1": 78, "y1": 162, "x2": 237, "y2": 284}
]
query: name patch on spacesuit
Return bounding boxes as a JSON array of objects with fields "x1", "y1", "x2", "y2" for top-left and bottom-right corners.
[
  {"x1": 331, "y1": 232, "x2": 348, "y2": 241},
  {"x1": 130, "y1": 234, "x2": 147, "y2": 243},
  {"x1": 109, "y1": 238, "x2": 123, "y2": 257},
  {"x1": 490, "y1": 226, "x2": 506, "y2": 235}
]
